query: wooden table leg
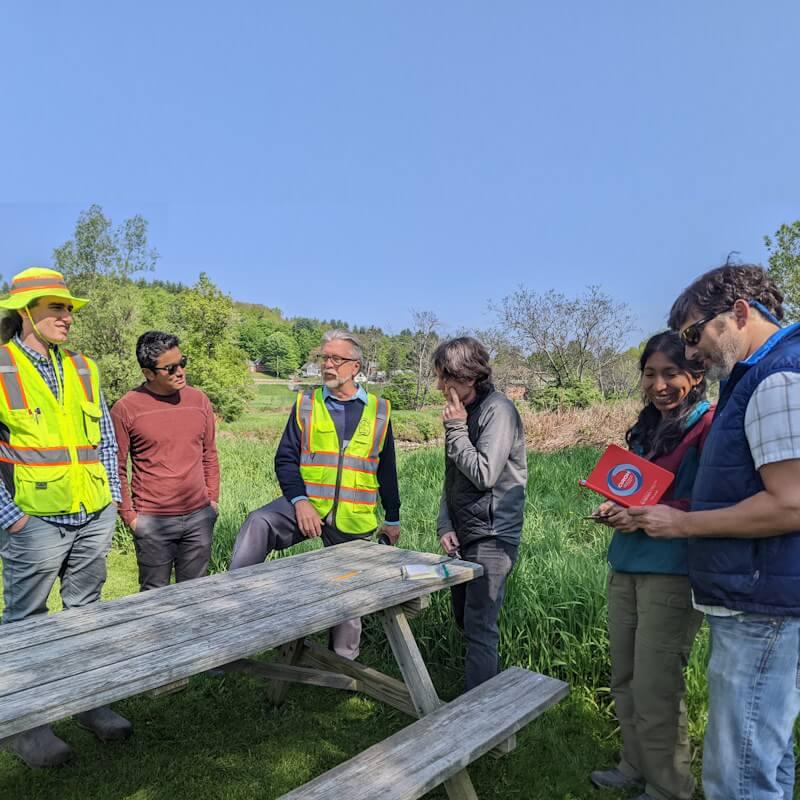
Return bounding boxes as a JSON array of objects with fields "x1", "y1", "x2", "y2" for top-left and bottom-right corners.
[
  {"x1": 265, "y1": 638, "x2": 306, "y2": 706},
  {"x1": 381, "y1": 606, "x2": 479, "y2": 800}
]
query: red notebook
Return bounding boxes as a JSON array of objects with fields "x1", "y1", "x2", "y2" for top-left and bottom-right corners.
[{"x1": 579, "y1": 444, "x2": 674, "y2": 507}]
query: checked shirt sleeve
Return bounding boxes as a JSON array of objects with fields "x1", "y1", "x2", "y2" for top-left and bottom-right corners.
[
  {"x1": 99, "y1": 392, "x2": 122, "y2": 504},
  {"x1": 745, "y1": 371, "x2": 800, "y2": 470}
]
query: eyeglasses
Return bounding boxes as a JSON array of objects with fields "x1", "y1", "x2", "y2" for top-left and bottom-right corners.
[
  {"x1": 316, "y1": 355, "x2": 358, "y2": 367},
  {"x1": 679, "y1": 307, "x2": 732, "y2": 347},
  {"x1": 152, "y1": 355, "x2": 188, "y2": 375}
]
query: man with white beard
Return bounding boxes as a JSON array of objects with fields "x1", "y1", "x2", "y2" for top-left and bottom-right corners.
[{"x1": 229, "y1": 330, "x2": 400, "y2": 659}]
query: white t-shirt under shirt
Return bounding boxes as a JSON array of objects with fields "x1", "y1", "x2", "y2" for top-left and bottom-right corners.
[{"x1": 694, "y1": 371, "x2": 800, "y2": 615}]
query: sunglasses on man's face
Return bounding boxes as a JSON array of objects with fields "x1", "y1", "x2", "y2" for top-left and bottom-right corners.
[
  {"x1": 679, "y1": 307, "x2": 733, "y2": 347},
  {"x1": 152, "y1": 355, "x2": 188, "y2": 375}
]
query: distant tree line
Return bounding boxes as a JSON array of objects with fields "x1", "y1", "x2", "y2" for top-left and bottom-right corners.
[{"x1": 7, "y1": 205, "x2": 798, "y2": 420}]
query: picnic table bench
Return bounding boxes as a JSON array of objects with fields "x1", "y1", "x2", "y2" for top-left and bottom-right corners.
[{"x1": 0, "y1": 540, "x2": 568, "y2": 799}]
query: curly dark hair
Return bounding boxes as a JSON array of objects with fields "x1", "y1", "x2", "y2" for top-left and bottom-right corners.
[
  {"x1": 668, "y1": 264, "x2": 784, "y2": 331},
  {"x1": 626, "y1": 331, "x2": 708, "y2": 459},
  {"x1": 136, "y1": 331, "x2": 180, "y2": 370}
]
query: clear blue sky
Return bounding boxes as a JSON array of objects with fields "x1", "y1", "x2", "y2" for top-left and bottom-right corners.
[{"x1": 1, "y1": 2, "x2": 798, "y2": 340}]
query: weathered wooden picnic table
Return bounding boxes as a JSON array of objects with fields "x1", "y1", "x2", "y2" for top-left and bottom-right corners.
[{"x1": 0, "y1": 540, "x2": 567, "y2": 799}]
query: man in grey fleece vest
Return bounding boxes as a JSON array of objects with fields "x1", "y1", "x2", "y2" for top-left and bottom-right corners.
[{"x1": 434, "y1": 337, "x2": 527, "y2": 690}]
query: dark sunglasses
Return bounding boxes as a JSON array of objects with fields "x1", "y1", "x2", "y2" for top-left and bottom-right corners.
[
  {"x1": 152, "y1": 355, "x2": 188, "y2": 375},
  {"x1": 679, "y1": 307, "x2": 732, "y2": 347}
]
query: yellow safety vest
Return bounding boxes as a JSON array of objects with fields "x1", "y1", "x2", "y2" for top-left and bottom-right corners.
[
  {"x1": 296, "y1": 388, "x2": 390, "y2": 535},
  {"x1": 0, "y1": 340, "x2": 112, "y2": 516}
]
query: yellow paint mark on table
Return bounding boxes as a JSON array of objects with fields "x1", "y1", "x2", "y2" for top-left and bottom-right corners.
[{"x1": 332, "y1": 570, "x2": 360, "y2": 581}]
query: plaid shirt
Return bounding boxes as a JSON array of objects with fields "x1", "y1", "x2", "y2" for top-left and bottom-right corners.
[
  {"x1": 745, "y1": 371, "x2": 800, "y2": 469},
  {"x1": 0, "y1": 336, "x2": 121, "y2": 529}
]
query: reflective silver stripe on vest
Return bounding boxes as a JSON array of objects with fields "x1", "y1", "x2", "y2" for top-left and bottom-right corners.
[
  {"x1": 0, "y1": 347, "x2": 27, "y2": 410},
  {"x1": 299, "y1": 391, "x2": 313, "y2": 452},
  {"x1": 0, "y1": 441, "x2": 71, "y2": 465},
  {"x1": 305, "y1": 483, "x2": 377, "y2": 505},
  {"x1": 304, "y1": 482, "x2": 337, "y2": 500},
  {"x1": 339, "y1": 486, "x2": 378, "y2": 505},
  {"x1": 369, "y1": 398, "x2": 390, "y2": 458},
  {"x1": 66, "y1": 351, "x2": 94, "y2": 402},
  {"x1": 300, "y1": 452, "x2": 379, "y2": 474},
  {"x1": 76, "y1": 447, "x2": 101, "y2": 464}
]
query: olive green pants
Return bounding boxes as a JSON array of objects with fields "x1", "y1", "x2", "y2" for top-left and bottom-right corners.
[{"x1": 607, "y1": 571, "x2": 703, "y2": 800}]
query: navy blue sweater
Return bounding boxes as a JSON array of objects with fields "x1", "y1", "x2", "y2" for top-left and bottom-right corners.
[{"x1": 274, "y1": 400, "x2": 401, "y2": 521}]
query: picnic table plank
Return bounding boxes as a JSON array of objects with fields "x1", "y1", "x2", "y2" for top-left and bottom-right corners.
[
  {"x1": 0, "y1": 543, "x2": 481, "y2": 738},
  {"x1": 0, "y1": 540, "x2": 409, "y2": 655},
  {"x1": 279, "y1": 668, "x2": 569, "y2": 800},
  {"x1": 0, "y1": 547, "x2": 477, "y2": 695}
]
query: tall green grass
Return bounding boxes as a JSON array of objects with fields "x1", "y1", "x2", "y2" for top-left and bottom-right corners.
[
  {"x1": 207, "y1": 440, "x2": 710, "y2": 735},
  {"x1": 1, "y1": 439, "x2": 715, "y2": 798}
]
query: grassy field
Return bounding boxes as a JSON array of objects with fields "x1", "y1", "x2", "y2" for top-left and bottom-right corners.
[{"x1": 1, "y1": 436, "x2": 720, "y2": 800}]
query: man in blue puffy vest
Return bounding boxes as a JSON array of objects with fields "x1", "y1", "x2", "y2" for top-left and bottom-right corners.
[{"x1": 629, "y1": 264, "x2": 800, "y2": 800}]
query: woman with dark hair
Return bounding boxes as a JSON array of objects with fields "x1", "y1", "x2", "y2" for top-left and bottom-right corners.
[
  {"x1": 433, "y1": 337, "x2": 527, "y2": 691},
  {"x1": 589, "y1": 331, "x2": 713, "y2": 800}
]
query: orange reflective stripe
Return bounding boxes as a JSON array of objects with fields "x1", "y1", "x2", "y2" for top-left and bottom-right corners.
[
  {"x1": 10, "y1": 281, "x2": 68, "y2": 294},
  {"x1": 0, "y1": 441, "x2": 72, "y2": 466},
  {"x1": 0, "y1": 346, "x2": 28, "y2": 410},
  {"x1": 11, "y1": 275, "x2": 68, "y2": 289}
]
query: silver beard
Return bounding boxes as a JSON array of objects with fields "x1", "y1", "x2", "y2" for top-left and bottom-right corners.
[
  {"x1": 704, "y1": 330, "x2": 741, "y2": 383},
  {"x1": 323, "y1": 374, "x2": 347, "y2": 389}
]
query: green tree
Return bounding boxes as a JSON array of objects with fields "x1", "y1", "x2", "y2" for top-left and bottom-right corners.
[
  {"x1": 291, "y1": 318, "x2": 323, "y2": 364},
  {"x1": 381, "y1": 372, "x2": 418, "y2": 410},
  {"x1": 765, "y1": 220, "x2": 800, "y2": 321},
  {"x1": 237, "y1": 312, "x2": 273, "y2": 363},
  {"x1": 52, "y1": 205, "x2": 158, "y2": 401},
  {"x1": 172, "y1": 273, "x2": 253, "y2": 421},
  {"x1": 262, "y1": 331, "x2": 300, "y2": 377}
]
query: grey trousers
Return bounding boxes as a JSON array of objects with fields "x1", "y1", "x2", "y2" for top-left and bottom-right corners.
[
  {"x1": 451, "y1": 537, "x2": 518, "y2": 691},
  {"x1": 133, "y1": 505, "x2": 217, "y2": 591},
  {"x1": 608, "y1": 570, "x2": 703, "y2": 800},
  {"x1": 0, "y1": 503, "x2": 117, "y2": 624},
  {"x1": 230, "y1": 496, "x2": 370, "y2": 660}
]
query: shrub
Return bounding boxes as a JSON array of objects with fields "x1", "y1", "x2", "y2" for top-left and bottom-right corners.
[
  {"x1": 530, "y1": 378, "x2": 603, "y2": 411},
  {"x1": 381, "y1": 372, "x2": 418, "y2": 410}
]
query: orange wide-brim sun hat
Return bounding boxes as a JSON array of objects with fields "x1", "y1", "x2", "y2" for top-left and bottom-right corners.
[{"x1": 0, "y1": 267, "x2": 89, "y2": 311}]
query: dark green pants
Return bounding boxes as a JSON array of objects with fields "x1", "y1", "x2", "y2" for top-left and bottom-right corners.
[{"x1": 607, "y1": 571, "x2": 702, "y2": 800}]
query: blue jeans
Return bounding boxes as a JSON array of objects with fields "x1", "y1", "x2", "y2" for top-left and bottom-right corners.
[
  {"x1": 703, "y1": 613, "x2": 800, "y2": 800},
  {"x1": 0, "y1": 504, "x2": 116, "y2": 624}
]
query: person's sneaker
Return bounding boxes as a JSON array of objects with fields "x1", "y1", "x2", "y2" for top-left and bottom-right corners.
[
  {"x1": 75, "y1": 706, "x2": 132, "y2": 742},
  {"x1": 589, "y1": 767, "x2": 644, "y2": 789},
  {"x1": 0, "y1": 725, "x2": 72, "y2": 768}
]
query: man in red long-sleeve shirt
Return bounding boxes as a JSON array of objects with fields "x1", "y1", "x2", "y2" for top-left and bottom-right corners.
[{"x1": 111, "y1": 331, "x2": 220, "y2": 591}]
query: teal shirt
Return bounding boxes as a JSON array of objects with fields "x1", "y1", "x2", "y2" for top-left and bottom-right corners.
[{"x1": 607, "y1": 402, "x2": 710, "y2": 575}]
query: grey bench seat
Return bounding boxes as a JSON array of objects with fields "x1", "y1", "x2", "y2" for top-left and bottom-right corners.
[{"x1": 280, "y1": 666, "x2": 569, "y2": 800}]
